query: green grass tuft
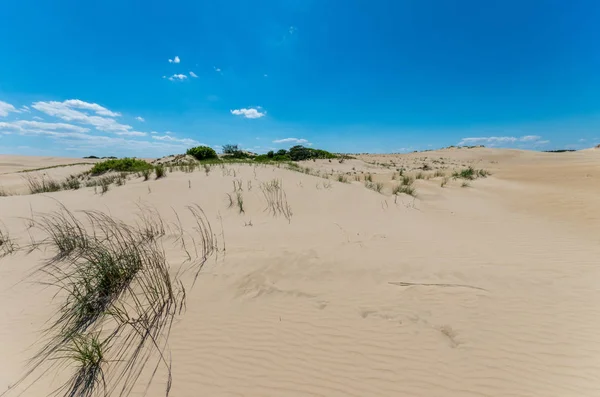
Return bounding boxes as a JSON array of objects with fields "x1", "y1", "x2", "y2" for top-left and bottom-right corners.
[{"x1": 90, "y1": 158, "x2": 151, "y2": 175}]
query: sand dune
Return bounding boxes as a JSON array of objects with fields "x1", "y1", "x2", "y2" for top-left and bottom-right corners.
[{"x1": 1, "y1": 148, "x2": 600, "y2": 396}]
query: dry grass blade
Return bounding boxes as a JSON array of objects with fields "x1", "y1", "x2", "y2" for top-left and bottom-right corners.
[{"x1": 260, "y1": 179, "x2": 293, "y2": 223}]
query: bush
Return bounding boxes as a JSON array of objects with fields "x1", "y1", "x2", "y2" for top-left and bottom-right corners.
[
  {"x1": 90, "y1": 158, "x2": 151, "y2": 175},
  {"x1": 288, "y1": 145, "x2": 337, "y2": 161},
  {"x1": 187, "y1": 146, "x2": 218, "y2": 161},
  {"x1": 267, "y1": 150, "x2": 274, "y2": 158}
]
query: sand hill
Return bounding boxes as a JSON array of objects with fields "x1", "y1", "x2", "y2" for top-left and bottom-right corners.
[{"x1": 1, "y1": 148, "x2": 599, "y2": 396}]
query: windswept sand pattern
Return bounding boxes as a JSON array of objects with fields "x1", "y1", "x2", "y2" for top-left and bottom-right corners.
[{"x1": 1, "y1": 148, "x2": 600, "y2": 396}]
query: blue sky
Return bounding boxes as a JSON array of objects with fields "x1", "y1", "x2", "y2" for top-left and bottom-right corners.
[{"x1": 1, "y1": 0, "x2": 599, "y2": 157}]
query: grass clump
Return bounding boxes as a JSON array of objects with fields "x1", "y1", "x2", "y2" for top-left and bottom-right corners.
[
  {"x1": 155, "y1": 165, "x2": 166, "y2": 179},
  {"x1": 337, "y1": 174, "x2": 349, "y2": 183},
  {"x1": 142, "y1": 168, "x2": 152, "y2": 181},
  {"x1": 452, "y1": 166, "x2": 490, "y2": 180},
  {"x1": 90, "y1": 158, "x2": 151, "y2": 175},
  {"x1": 235, "y1": 191, "x2": 245, "y2": 214},
  {"x1": 365, "y1": 181, "x2": 384, "y2": 193},
  {"x1": 0, "y1": 223, "x2": 16, "y2": 258},
  {"x1": 441, "y1": 177, "x2": 449, "y2": 188},
  {"x1": 393, "y1": 184, "x2": 416, "y2": 196},
  {"x1": 62, "y1": 175, "x2": 81, "y2": 190},
  {"x1": 25, "y1": 174, "x2": 62, "y2": 194},
  {"x1": 8, "y1": 204, "x2": 220, "y2": 397},
  {"x1": 260, "y1": 179, "x2": 293, "y2": 223},
  {"x1": 401, "y1": 175, "x2": 414, "y2": 186}
]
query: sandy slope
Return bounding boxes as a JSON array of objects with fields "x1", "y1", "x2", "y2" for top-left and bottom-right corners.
[{"x1": 1, "y1": 149, "x2": 600, "y2": 396}]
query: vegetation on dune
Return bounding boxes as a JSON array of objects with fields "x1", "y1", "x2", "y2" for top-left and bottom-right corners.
[
  {"x1": 221, "y1": 144, "x2": 253, "y2": 159},
  {"x1": 255, "y1": 146, "x2": 337, "y2": 162},
  {"x1": 186, "y1": 146, "x2": 218, "y2": 161},
  {"x1": 2, "y1": 203, "x2": 220, "y2": 397},
  {"x1": 451, "y1": 166, "x2": 491, "y2": 180},
  {"x1": 90, "y1": 158, "x2": 152, "y2": 175}
]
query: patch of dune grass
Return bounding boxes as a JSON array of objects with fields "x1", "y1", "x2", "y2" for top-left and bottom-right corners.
[
  {"x1": 155, "y1": 165, "x2": 166, "y2": 179},
  {"x1": 8, "y1": 203, "x2": 220, "y2": 397},
  {"x1": 365, "y1": 181, "x2": 384, "y2": 193},
  {"x1": 24, "y1": 174, "x2": 62, "y2": 194},
  {"x1": 337, "y1": 174, "x2": 349, "y2": 183},
  {"x1": 90, "y1": 158, "x2": 152, "y2": 176},
  {"x1": 260, "y1": 179, "x2": 293, "y2": 223},
  {"x1": 142, "y1": 168, "x2": 152, "y2": 181},
  {"x1": 401, "y1": 175, "x2": 414, "y2": 186},
  {"x1": 0, "y1": 223, "x2": 16, "y2": 258},
  {"x1": 393, "y1": 184, "x2": 416, "y2": 196}
]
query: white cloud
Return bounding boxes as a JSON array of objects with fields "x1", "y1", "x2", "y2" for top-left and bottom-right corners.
[
  {"x1": 519, "y1": 135, "x2": 542, "y2": 142},
  {"x1": 115, "y1": 130, "x2": 147, "y2": 137},
  {"x1": 21, "y1": 105, "x2": 31, "y2": 113},
  {"x1": 0, "y1": 101, "x2": 19, "y2": 117},
  {"x1": 135, "y1": 116, "x2": 145, "y2": 122},
  {"x1": 230, "y1": 108, "x2": 266, "y2": 119},
  {"x1": 32, "y1": 116, "x2": 43, "y2": 121},
  {"x1": 214, "y1": 67, "x2": 221, "y2": 73},
  {"x1": 32, "y1": 100, "x2": 133, "y2": 134},
  {"x1": 152, "y1": 134, "x2": 201, "y2": 146},
  {"x1": 168, "y1": 74, "x2": 187, "y2": 81},
  {"x1": 3, "y1": 98, "x2": 202, "y2": 157},
  {"x1": 0, "y1": 120, "x2": 90, "y2": 135},
  {"x1": 289, "y1": 26, "x2": 297, "y2": 34},
  {"x1": 458, "y1": 135, "x2": 544, "y2": 146},
  {"x1": 189, "y1": 71, "x2": 198, "y2": 78},
  {"x1": 168, "y1": 56, "x2": 181, "y2": 64},
  {"x1": 63, "y1": 99, "x2": 121, "y2": 117},
  {"x1": 273, "y1": 137, "x2": 309, "y2": 144}
]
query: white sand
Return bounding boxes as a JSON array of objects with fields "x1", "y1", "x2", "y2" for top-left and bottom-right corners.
[{"x1": 1, "y1": 148, "x2": 600, "y2": 396}]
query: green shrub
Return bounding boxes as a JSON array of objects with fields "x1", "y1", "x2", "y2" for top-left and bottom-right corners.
[
  {"x1": 288, "y1": 145, "x2": 336, "y2": 161},
  {"x1": 90, "y1": 158, "x2": 151, "y2": 175},
  {"x1": 187, "y1": 146, "x2": 218, "y2": 161}
]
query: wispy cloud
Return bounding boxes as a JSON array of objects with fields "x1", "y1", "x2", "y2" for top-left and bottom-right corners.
[
  {"x1": 32, "y1": 100, "x2": 133, "y2": 134},
  {"x1": 20, "y1": 105, "x2": 31, "y2": 113},
  {"x1": 289, "y1": 26, "x2": 297, "y2": 34},
  {"x1": 152, "y1": 134, "x2": 201, "y2": 146},
  {"x1": 168, "y1": 74, "x2": 187, "y2": 81},
  {"x1": 0, "y1": 101, "x2": 19, "y2": 117},
  {"x1": 0, "y1": 120, "x2": 90, "y2": 135},
  {"x1": 189, "y1": 71, "x2": 198, "y2": 78},
  {"x1": 273, "y1": 137, "x2": 309, "y2": 144},
  {"x1": 135, "y1": 116, "x2": 145, "y2": 122},
  {"x1": 230, "y1": 108, "x2": 266, "y2": 119},
  {"x1": 214, "y1": 67, "x2": 221, "y2": 73},
  {"x1": 2, "y1": 98, "x2": 201, "y2": 157},
  {"x1": 168, "y1": 56, "x2": 181, "y2": 64},
  {"x1": 63, "y1": 99, "x2": 121, "y2": 117},
  {"x1": 114, "y1": 130, "x2": 147, "y2": 137},
  {"x1": 458, "y1": 135, "x2": 545, "y2": 146}
]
